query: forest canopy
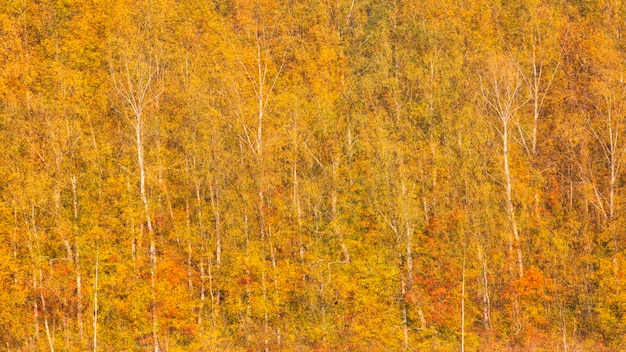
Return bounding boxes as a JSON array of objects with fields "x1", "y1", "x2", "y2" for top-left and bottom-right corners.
[{"x1": 1, "y1": 0, "x2": 626, "y2": 350}]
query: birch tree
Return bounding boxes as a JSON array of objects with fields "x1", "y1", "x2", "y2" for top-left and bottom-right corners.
[
  {"x1": 111, "y1": 47, "x2": 164, "y2": 352},
  {"x1": 480, "y1": 58, "x2": 528, "y2": 279}
]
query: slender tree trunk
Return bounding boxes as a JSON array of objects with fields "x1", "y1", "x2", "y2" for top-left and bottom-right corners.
[
  {"x1": 478, "y1": 245, "x2": 492, "y2": 334},
  {"x1": 75, "y1": 240, "x2": 83, "y2": 341},
  {"x1": 93, "y1": 249, "x2": 98, "y2": 352},
  {"x1": 503, "y1": 122, "x2": 524, "y2": 278},
  {"x1": 331, "y1": 160, "x2": 350, "y2": 263},
  {"x1": 482, "y1": 62, "x2": 527, "y2": 280},
  {"x1": 403, "y1": 182, "x2": 413, "y2": 289},
  {"x1": 112, "y1": 52, "x2": 163, "y2": 352},
  {"x1": 43, "y1": 305, "x2": 54, "y2": 352},
  {"x1": 137, "y1": 121, "x2": 153, "y2": 235},
  {"x1": 531, "y1": 55, "x2": 540, "y2": 156},
  {"x1": 559, "y1": 299, "x2": 568, "y2": 352},
  {"x1": 401, "y1": 279, "x2": 409, "y2": 351},
  {"x1": 242, "y1": 195, "x2": 252, "y2": 343},
  {"x1": 34, "y1": 272, "x2": 40, "y2": 342},
  {"x1": 187, "y1": 241, "x2": 194, "y2": 298},
  {"x1": 292, "y1": 142, "x2": 305, "y2": 270},
  {"x1": 70, "y1": 175, "x2": 84, "y2": 343},
  {"x1": 29, "y1": 205, "x2": 42, "y2": 346},
  {"x1": 136, "y1": 116, "x2": 159, "y2": 352},
  {"x1": 609, "y1": 140, "x2": 616, "y2": 221},
  {"x1": 254, "y1": 40, "x2": 272, "y2": 352},
  {"x1": 209, "y1": 181, "x2": 221, "y2": 268},
  {"x1": 461, "y1": 245, "x2": 466, "y2": 352},
  {"x1": 207, "y1": 259, "x2": 217, "y2": 328}
]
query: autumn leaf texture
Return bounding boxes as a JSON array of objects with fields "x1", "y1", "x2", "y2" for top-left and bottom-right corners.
[{"x1": 2, "y1": 0, "x2": 626, "y2": 351}]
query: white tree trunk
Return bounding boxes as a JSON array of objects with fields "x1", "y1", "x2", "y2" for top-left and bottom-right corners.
[{"x1": 503, "y1": 121, "x2": 524, "y2": 278}]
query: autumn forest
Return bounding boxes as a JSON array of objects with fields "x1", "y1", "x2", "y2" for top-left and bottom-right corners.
[{"x1": 2, "y1": 0, "x2": 626, "y2": 350}]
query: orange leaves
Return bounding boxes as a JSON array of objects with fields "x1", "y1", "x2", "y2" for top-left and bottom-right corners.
[
  {"x1": 156, "y1": 256, "x2": 187, "y2": 287},
  {"x1": 512, "y1": 266, "x2": 555, "y2": 302},
  {"x1": 503, "y1": 266, "x2": 555, "y2": 335},
  {"x1": 412, "y1": 248, "x2": 461, "y2": 330}
]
